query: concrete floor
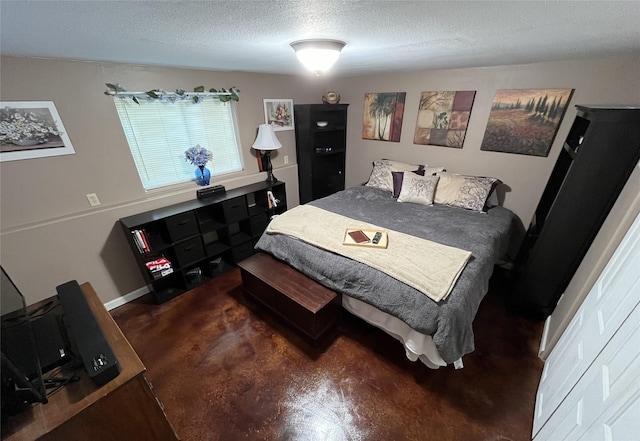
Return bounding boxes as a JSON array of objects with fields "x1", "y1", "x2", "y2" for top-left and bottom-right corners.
[{"x1": 111, "y1": 268, "x2": 544, "y2": 441}]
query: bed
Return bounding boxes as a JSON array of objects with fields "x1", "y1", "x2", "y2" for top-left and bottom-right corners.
[{"x1": 255, "y1": 160, "x2": 520, "y2": 368}]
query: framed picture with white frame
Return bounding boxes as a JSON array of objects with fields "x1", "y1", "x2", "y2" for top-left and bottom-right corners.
[
  {"x1": 0, "y1": 101, "x2": 76, "y2": 162},
  {"x1": 263, "y1": 99, "x2": 295, "y2": 131}
]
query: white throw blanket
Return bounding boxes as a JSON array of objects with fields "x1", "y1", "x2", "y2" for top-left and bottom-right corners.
[{"x1": 266, "y1": 205, "x2": 472, "y2": 302}]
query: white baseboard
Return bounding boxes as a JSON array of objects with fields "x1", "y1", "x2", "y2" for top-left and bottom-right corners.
[
  {"x1": 538, "y1": 314, "x2": 552, "y2": 360},
  {"x1": 104, "y1": 285, "x2": 150, "y2": 311}
]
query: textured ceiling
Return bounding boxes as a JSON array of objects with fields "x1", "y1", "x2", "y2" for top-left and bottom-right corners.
[{"x1": 1, "y1": 1, "x2": 639, "y2": 77}]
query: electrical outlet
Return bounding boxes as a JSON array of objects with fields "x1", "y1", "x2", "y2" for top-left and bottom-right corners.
[
  {"x1": 86, "y1": 193, "x2": 101, "y2": 207},
  {"x1": 284, "y1": 155, "x2": 289, "y2": 165}
]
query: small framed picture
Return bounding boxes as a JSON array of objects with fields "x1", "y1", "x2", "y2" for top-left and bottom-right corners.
[
  {"x1": 1, "y1": 101, "x2": 76, "y2": 162},
  {"x1": 263, "y1": 99, "x2": 294, "y2": 131}
]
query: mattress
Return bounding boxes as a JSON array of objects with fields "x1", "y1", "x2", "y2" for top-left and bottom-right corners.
[{"x1": 342, "y1": 294, "x2": 450, "y2": 369}]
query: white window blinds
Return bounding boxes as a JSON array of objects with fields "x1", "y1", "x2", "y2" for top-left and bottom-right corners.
[{"x1": 113, "y1": 97, "x2": 243, "y2": 190}]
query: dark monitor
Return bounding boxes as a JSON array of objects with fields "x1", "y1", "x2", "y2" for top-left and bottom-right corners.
[{"x1": 1, "y1": 266, "x2": 48, "y2": 416}]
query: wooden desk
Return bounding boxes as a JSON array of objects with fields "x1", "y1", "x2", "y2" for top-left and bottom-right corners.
[{"x1": 2, "y1": 283, "x2": 179, "y2": 441}]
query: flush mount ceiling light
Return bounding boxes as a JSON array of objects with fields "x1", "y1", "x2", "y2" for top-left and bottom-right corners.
[{"x1": 290, "y1": 39, "x2": 346, "y2": 75}]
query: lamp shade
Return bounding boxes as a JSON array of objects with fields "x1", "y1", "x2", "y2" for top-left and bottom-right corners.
[
  {"x1": 252, "y1": 124, "x2": 282, "y2": 151},
  {"x1": 290, "y1": 39, "x2": 346, "y2": 75}
]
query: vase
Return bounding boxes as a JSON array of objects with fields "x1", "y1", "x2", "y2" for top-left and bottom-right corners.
[
  {"x1": 195, "y1": 166, "x2": 211, "y2": 186},
  {"x1": 14, "y1": 138, "x2": 41, "y2": 146}
]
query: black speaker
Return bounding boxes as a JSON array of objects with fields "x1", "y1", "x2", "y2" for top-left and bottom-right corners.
[
  {"x1": 196, "y1": 185, "x2": 226, "y2": 199},
  {"x1": 56, "y1": 281, "x2": 121, "y2": 385}
]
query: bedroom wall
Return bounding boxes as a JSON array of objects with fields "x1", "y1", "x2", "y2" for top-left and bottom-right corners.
[
  {"x1": 0, "y1": 56, "x2": 328, "y2": 305},
  {"x1": 331, "y1": 53, "x2": 640, "y2": 355},
  {"x1": 332, "y1": 54, "x2": 640, "y2": 229}
]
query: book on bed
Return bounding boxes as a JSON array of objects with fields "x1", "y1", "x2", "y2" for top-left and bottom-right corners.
[{"x1": 343, "y1": 228, "x2": 388, "y2": 249}]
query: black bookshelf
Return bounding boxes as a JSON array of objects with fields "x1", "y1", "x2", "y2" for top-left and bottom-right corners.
[
  {"x1": 513, "y1": 106, "x2": 640, "y2": 318},
  {"x1": 294, "y1": 104, "x2": 348, "y2": 204},
  {"x1": 120, "y1": 181, "x2": 287, "y2": 303}
]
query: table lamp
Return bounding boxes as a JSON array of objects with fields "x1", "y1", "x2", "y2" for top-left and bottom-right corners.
[{"x1": 252, "y1": 124, "x2": 282, "y2": 184}]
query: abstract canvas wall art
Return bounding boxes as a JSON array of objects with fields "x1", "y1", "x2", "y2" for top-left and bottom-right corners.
[
  {"x1": 362, "y1": 92, "x2": 406, "y2": 142},
  {"x1": 480, "y1": 88, "x2": 574, "y2": 156},
  {"x1": 413, "y1": 90, "x2": 476, "y2": 148}
]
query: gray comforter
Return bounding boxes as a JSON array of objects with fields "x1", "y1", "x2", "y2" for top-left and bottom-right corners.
[{"x1": 255, "y1": 185, "x2": 519, "y2": 363}]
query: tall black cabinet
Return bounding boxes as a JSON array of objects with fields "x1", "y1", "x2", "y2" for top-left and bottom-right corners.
[
  {"x1": 513, "y1": 105, "x2": 640, "y2": 319},
  {"x1": 294, "y1": 104, "x2": 348, "y2": 204}
]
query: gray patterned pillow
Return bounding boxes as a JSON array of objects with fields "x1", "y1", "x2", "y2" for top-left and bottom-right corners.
[
  {"x1": 397, "y1": 173, "x2": 440, "y2": 206},
  {"x1": 434, "y1": 172, "x2": 501, "y2": 212},
  {"x1": 365, "y1": 159, "x2": 424, "y2": 193}
]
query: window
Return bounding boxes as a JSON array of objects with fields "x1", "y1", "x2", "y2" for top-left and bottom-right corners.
[{"x1": 113, "y1": 97, "x2": 243, "y2": 190}]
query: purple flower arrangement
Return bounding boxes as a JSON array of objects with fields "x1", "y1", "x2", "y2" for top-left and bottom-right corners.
[{"x1": 184, "y1": 144, "x2": 213, "y2": 167}]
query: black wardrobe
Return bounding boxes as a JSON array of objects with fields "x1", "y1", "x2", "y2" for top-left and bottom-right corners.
[{"x1": 513, "y1": 105, "x2": 640, "y2": 319}]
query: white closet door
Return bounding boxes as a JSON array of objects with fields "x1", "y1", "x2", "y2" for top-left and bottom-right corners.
[
  {"x1": 535, "y1": 306, "x2": 640, "y2": 440},
  {"x1": 533, "y1": 212, "x2": 640, "y2": 440},
  {"x1": 533, "y1": 303, "x2": 589, "y2": 434}
]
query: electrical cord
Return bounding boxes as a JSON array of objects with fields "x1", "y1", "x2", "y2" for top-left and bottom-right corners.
[{"x1": 42, "y1": 365, "x2": 80, "y2": 397}]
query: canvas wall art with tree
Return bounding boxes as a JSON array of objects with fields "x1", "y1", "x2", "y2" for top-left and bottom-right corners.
[
  {"x1": 362, "y1": 92, "x2": 406, "y2": 142},
  {"x1": 413, "y1": 90, "x2": 476, "y2": 148},
  {"x1": 480, "y1": 88, "x2": 574, "y2": 156}
]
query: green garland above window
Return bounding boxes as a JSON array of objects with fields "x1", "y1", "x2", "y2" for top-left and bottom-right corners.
[{"x1": 104, "y1": 83, "x2": 240, "y2": 104}]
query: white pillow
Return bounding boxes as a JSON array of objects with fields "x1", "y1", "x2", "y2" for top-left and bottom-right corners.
[{"x1": 397, "y1": 173, "x2": 440, "y2": 206}]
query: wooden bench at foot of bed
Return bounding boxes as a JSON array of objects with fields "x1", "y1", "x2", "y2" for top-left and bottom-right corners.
[{"x1": 238, "y1": 252, "x2": 341, "y2": 341}]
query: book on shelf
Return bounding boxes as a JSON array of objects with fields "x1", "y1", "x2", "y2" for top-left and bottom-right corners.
[
  {"x1": 266, "y1": 190, "x2": 279, "y2": 209},
  {"x1": 145, "y1": 255, "x2": 173, "y2": 280},
  {"x1": 257, "y1": 153, "x2": 263, "y2": 172},
  {"x1": 131, "y1": 229, "x2": 151, "y2": 253}
]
